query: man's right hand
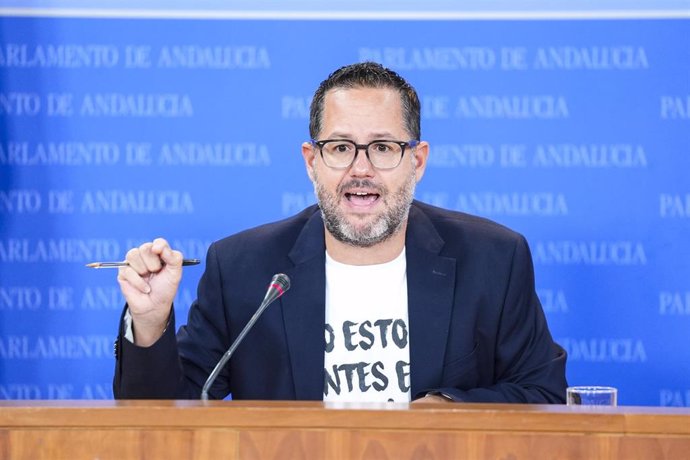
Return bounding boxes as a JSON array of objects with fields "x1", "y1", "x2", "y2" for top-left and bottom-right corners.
[{"x1": 117, "y1": 238, "x2": 184, "y2": 347}]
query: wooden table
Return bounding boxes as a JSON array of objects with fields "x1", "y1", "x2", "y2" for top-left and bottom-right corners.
[{"x1": 1, "y1": 400, "x2": 689, "y2": 459}]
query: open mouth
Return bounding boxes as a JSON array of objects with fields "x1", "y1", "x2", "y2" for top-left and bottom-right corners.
[{"x1": 344, "y1": 191, "x2": 380, "y2": 205}]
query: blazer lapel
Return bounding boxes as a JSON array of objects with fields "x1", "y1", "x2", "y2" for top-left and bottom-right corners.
[
  {"x1": 405, "y1": 203, "x2": 457, "y2": 397},
  {"x1": 280, "y1": 209, "x2": 327, "y2": 400},
  {"x1": 278, "y1": 203, "x2": 456, "y2": 400}
]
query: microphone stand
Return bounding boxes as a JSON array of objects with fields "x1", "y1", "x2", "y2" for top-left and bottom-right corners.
[{"x1": 201, "y1": 274, "x2": 290, "y2": 400}]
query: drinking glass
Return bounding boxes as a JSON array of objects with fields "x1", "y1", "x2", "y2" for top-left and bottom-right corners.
[{"x1": 566, "y1": 386, "x2": 617, "y2": 406}]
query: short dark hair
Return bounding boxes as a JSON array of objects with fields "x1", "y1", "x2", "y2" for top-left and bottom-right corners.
[{"x1": 309, "y1": 61, "x2": 421, "y2": 140}]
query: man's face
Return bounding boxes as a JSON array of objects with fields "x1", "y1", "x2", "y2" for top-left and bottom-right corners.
[{"x1": 302, "y1": 86, "x2": 428, "y2": 247}]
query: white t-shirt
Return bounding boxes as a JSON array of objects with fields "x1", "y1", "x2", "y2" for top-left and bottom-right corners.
[{"x1": 323, "y1": 248, "x2": 411, "y2": 403}]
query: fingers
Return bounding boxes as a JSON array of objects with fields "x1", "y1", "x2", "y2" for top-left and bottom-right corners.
[
  {"x1": 154, "y1": 239, "x2": 183, "y2": 286},
  {"x1": 411, "y1": 394, "x2": 450, "y2": 404},
  {"x1": 117, "y1": 265, "x2": 151, "y2": 295},
  {"x1": 118, "y1": 238, "x2": 179, "y2": 294},
  {"x1": 125, "y1": 238, "x2": 181, "y2": 273},
  {"x1": 159, "y1": 244, "x2": 183, "y2": 270},
  {"x1": 117, "y1": 245, "x2": 157, "y2": 297},
  {"x1": 135, "y1": 240, "x2": 165, "y2": 274}
]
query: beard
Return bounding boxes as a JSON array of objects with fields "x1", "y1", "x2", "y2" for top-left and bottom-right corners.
[{"x1": 312, "y1": 168, "x2": 416, "y2": 248}]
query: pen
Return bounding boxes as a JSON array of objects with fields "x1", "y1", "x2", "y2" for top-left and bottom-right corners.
[{"x1": 85, "y1": 258, "x2": 201, "y2": 269}]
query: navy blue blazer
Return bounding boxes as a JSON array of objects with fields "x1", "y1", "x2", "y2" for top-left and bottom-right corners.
[{"x1": 114, "y1": 201, "x2": 567, "y2": 402}]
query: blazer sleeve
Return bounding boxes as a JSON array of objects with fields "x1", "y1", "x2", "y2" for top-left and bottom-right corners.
[
  {"x1": 113, "y1": 242, "x2": 231, "y2": 400},
  {"x1": 425, "y1": 235, "x2": 568, "y2": 403}
]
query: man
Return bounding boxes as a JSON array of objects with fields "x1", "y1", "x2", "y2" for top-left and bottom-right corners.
[{"x1": 114, "y1": 62, "x2": 567, "y2": 403}]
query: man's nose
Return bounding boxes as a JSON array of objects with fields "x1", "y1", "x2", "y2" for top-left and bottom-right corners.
[{"x1": 349, "y1": 146, "x2": 375, "y2": 175}]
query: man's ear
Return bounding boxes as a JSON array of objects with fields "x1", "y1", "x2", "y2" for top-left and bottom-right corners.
[
  {"x1": 302, "y1": 142, "x2": 316, "y2": 181},
  {"x1": 413, "y1": 141, "x2": 429, "y2": 182}
]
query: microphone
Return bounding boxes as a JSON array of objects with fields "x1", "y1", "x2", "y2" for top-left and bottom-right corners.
[{"x1": 201, "y1": 273, "x2": 291, "y2": 401}]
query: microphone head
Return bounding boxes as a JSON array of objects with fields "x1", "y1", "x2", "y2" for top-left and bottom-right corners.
[
  {"x1": 271, "y1": 273, "x2": 290, "y2": 292},
  {"x1": 271, "y1": 273, "x2": 291, "y2": 296}
]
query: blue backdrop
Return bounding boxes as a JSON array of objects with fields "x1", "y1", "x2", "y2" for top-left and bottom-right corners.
[{"x1": 1, "y1": 9, "x2": 689, "y2": 405}]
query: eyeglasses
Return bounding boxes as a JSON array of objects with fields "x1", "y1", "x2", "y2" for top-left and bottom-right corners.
[{"x1": 310, "y1": 139, "x2": 420, "y2": 170}]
